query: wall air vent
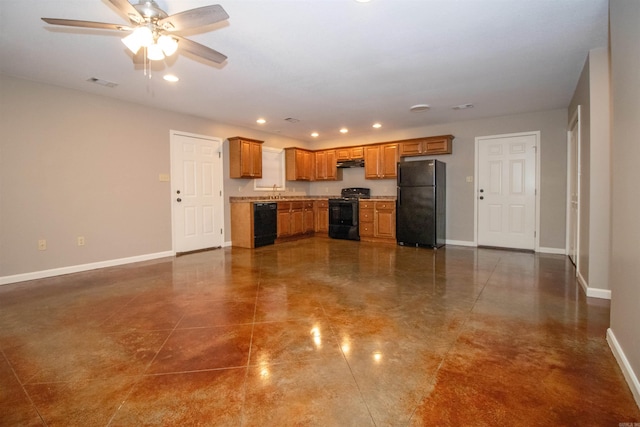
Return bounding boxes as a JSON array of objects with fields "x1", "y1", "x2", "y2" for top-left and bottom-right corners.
[
  {"x1": 87, "y1": 77, "x2": 118, "y2": 88},
  {"x1": 284, "y1": 117, "x2": 300, "y2": 123}
]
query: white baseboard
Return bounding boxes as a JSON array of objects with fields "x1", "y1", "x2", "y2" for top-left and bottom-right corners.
[
  {"x1": 537, "y1": 246, "x2": 566, "y2": 254},
  {"x1": 223, "y1": 240, "x2": 232, "y2": 247},
  {"x1": 586, "y1": 287, "x2": 612, "y2": 299},
  {"x1": 445, "y1": 239, "x2": 476, "y2": 247},
  {"x1": 448, "y1": 241, "x2": 567, "y2": 254},
  {"x1": 607, "y1": 328, "x2": 640, "y2": 409},
  {"x1": 0, "y1": 251, "x2": 175, "y2": 286},
  {"x1": 576, "y1": 271, "x2": 612, "y2": 300}
]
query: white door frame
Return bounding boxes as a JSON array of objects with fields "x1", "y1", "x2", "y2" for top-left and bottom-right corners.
[
  {"x1": 169, "y1": 130, "x2": 224, "y2": 254},
  {"x1": 474, "y1": 131, "x2": 541, "y2": 251},
  {"x1": 566, "y1": 106, "x2": 581, "y2": 268}
]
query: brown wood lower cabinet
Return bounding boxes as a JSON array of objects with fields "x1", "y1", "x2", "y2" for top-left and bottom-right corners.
[
  {"x1": 277, "y1": 201, "x2": 313, "y2": 241},
  {"x1": 303, "y1": 201, "x2": 315, "y2": 233},
  {"x1": 315, "y1": 200, "x2": 329, "y2": 234},
  {"x1": 359, "y1": 200, "x2": 396, "y2": 243}
]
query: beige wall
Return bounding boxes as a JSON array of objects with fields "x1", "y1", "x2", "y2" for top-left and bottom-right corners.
[
  {"x1": 609, "y1": 0, "x2": 640, "y2": 405},
  {"x1": 0, "y1": 74, "x2": 569, "y2": 281},
  {"x1": 0, "y1": 74, "x2": 305, "y2": 278},
  {"x1": 311, "y1": 109, "x2": 569, "y2": 247}
]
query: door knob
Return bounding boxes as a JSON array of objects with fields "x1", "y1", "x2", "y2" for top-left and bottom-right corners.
[
  {"x1": 177, "y1": 190, "x2": 181, "y2": 194},
  {"x1": 479, "y1": 196, "x2": 484, "y2": 200},
  {"x1": 177, "y1": 198, "x2": 182, "y2": 202}
]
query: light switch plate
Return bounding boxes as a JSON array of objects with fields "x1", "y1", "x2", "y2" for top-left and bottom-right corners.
[{"x1": 159, "y1": 174, "x2": 170, "y2": 182}]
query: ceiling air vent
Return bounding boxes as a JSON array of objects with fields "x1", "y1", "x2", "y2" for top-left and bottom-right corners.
[
  {"x1": 87, "y1": 77, "x2": 118, "y2": 88},
  {"x1": 284, "y1": 117, "x2": 300, "y2": 123},
  {"x1": 452, "y1": 103, "x2": 474, "y2": 110}
]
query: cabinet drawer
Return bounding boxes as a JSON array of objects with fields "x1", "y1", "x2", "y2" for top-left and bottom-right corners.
[
  {"x1": 290, "y1": 201, "x2": 304, "y2": 210},
  {"x1": 360, "y1": 201, "x2": 375, "y2": 209},
  {"x1": 303, "y1": 201, "x2": 314, "y2": 209},
  {"x1": 375, "y1": 201, "x2": 394, "y2": 210},
  {"x1": 277, "y1": 202, "x2": 291, "y2": 211},
  {"x1": 360, "y1": 209, "x2": 374, "y2": 222},
  {"x1": 360, "y1": 223, "x2": 374, "y2": 237},
  {"x1": 316, "y1": 200, "x2": 329, "y2": 208}
]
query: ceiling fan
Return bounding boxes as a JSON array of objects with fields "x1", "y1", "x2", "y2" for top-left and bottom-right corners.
[{"x1": 41, "y1": 0, "x2": 229, "y2": 64}]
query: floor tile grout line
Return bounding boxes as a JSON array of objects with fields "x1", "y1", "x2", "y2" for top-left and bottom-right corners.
[
  {"x1": 105, "y1": 312, "x2": 186, "y2": 427},
  {"x1": 404, "y1": 256, "x2": 502, "y2": 426},
  {"x1": 319, "y1": 299, "x2": 379, "y2": 427},
  {"x1": 1, "y1": 347, "x2": 48, "y2": 426},
  {"x1": 95, "y1": 292, "x2": 147, "y2": 329},
  {"x1": 239, "y1": 251, "x2": 264, "y2": 427}
]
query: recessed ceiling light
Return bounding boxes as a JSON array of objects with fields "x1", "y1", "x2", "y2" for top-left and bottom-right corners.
[
  {"x1": 452, "y1": 103, "x2": 474, "y2": 110},
  {"x1": 340, "y1": 128, "x2": 349, "y2": 134},
  {"x1": 163, "y1": 74, "x2": 179, "y2": 83},
  {"x1": 409, "y1": 104, "x2": 430, "y2": 112},
  {"x1": 311, "y1": 132, "x2": 319, "y2": 138},
  {"x1": 256, "y1": 118, "x2": 266, "y2": 124},
  {"x1": 372, "y1": 123, "x2": 382, "y2": 129}
]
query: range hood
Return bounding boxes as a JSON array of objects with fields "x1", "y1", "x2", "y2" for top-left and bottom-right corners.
[{"x1": 336, "y1": 159, "x2": 365, "y2": 168}]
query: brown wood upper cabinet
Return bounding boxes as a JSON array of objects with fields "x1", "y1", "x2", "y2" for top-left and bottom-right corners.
[
  {"x1": 336, "y1": 146, "x2": 364, "y2": 161},
  {"x1": 399, "y1": 135, "x2": 454, "y2": 157},
  {"x1": 364, "y1": 143, "x2": 398, "y2": 179},
  {"x1": 228, "y1": 136, "x2": 263, "y2": 178},
  {"x1": 314, "y1": 149, "x2": 338, "y2": 181},
  {"x1": 285, "y1": 148, "x2": 314, "y2": 181}
]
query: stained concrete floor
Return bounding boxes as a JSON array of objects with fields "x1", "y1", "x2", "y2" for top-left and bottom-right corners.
[{"x1": 1, "y1": 238, "x2": 638, "y2": 426}]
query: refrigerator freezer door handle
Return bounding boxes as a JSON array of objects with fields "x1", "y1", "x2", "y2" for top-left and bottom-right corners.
[{"x1": 397, "y1": 187, "x2": 401, "y2": 205}]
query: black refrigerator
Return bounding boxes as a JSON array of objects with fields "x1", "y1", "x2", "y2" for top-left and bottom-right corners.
[{"x1": 396, "y1": 159, "x2": 446, "y2": 248}]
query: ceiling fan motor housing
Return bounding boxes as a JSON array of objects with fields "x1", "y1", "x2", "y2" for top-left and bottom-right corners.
[{"x1": 133, "y1": 1, "x2": 168, "y2": 23}]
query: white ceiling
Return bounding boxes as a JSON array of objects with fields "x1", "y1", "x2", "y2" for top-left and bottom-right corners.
[{"x1": 0, "y1": 0, "x2": 608, "y2": 143}]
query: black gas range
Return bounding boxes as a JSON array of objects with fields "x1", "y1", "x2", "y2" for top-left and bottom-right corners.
[{"x1": 328, "y1": 188, "x2": 371, "y2": 241}]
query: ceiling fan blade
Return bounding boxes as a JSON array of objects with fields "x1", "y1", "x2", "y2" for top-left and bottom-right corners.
[
  {"x1": 158, "y1": 5, "x2": 229, "y2": 32},
  {"x1": 175, "y1": 35, "x2": 227, "y2": 64},
  {"x1": 41, "y1": 18, "x2": 131, "y2": 31},
  {"x1": 106, "y1": 0, "x2": 144, "y2": 24}
]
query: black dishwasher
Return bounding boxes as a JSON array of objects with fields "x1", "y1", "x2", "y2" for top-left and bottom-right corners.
[{"x1": 254, "y1": 202, "x2": 277, "y2": 247}]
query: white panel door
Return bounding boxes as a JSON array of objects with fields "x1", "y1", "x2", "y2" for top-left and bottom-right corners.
[
  {"x1": 171, "y1": 132, "x2": 223, "y2": 253},
  {"x1": 477, "y1": 134, "x2": 537, "y2": 250}
]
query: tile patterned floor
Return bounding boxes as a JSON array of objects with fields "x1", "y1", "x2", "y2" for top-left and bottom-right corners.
[{"x1": 1, "y1": 239, "x2": 638, "y2": 426}]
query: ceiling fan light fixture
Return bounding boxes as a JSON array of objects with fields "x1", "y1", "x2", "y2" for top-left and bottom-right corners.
[
  {"x1": 158, "y1": 35, "x2": 178, "y2": 56},
  {"x1": 147, "y1": 43, "x2": 165, "y2": 61},
  {"x1": 122, "y1": 32, "x2": 142, "y2": 54},
  {"x1": 122, "y1": 26, "x2": 153, "y2": 54}
]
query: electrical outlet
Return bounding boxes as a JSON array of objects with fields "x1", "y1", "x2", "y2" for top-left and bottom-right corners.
[
  {"x1": 77, "y1": 236, "x2": 85, "y2": 246},
  {"x1": 38, "y1": 239, "x2": 46, "y2": 251},
  {"x1": 158, "y1": 173, "x2": 170, "y2": 182}
]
